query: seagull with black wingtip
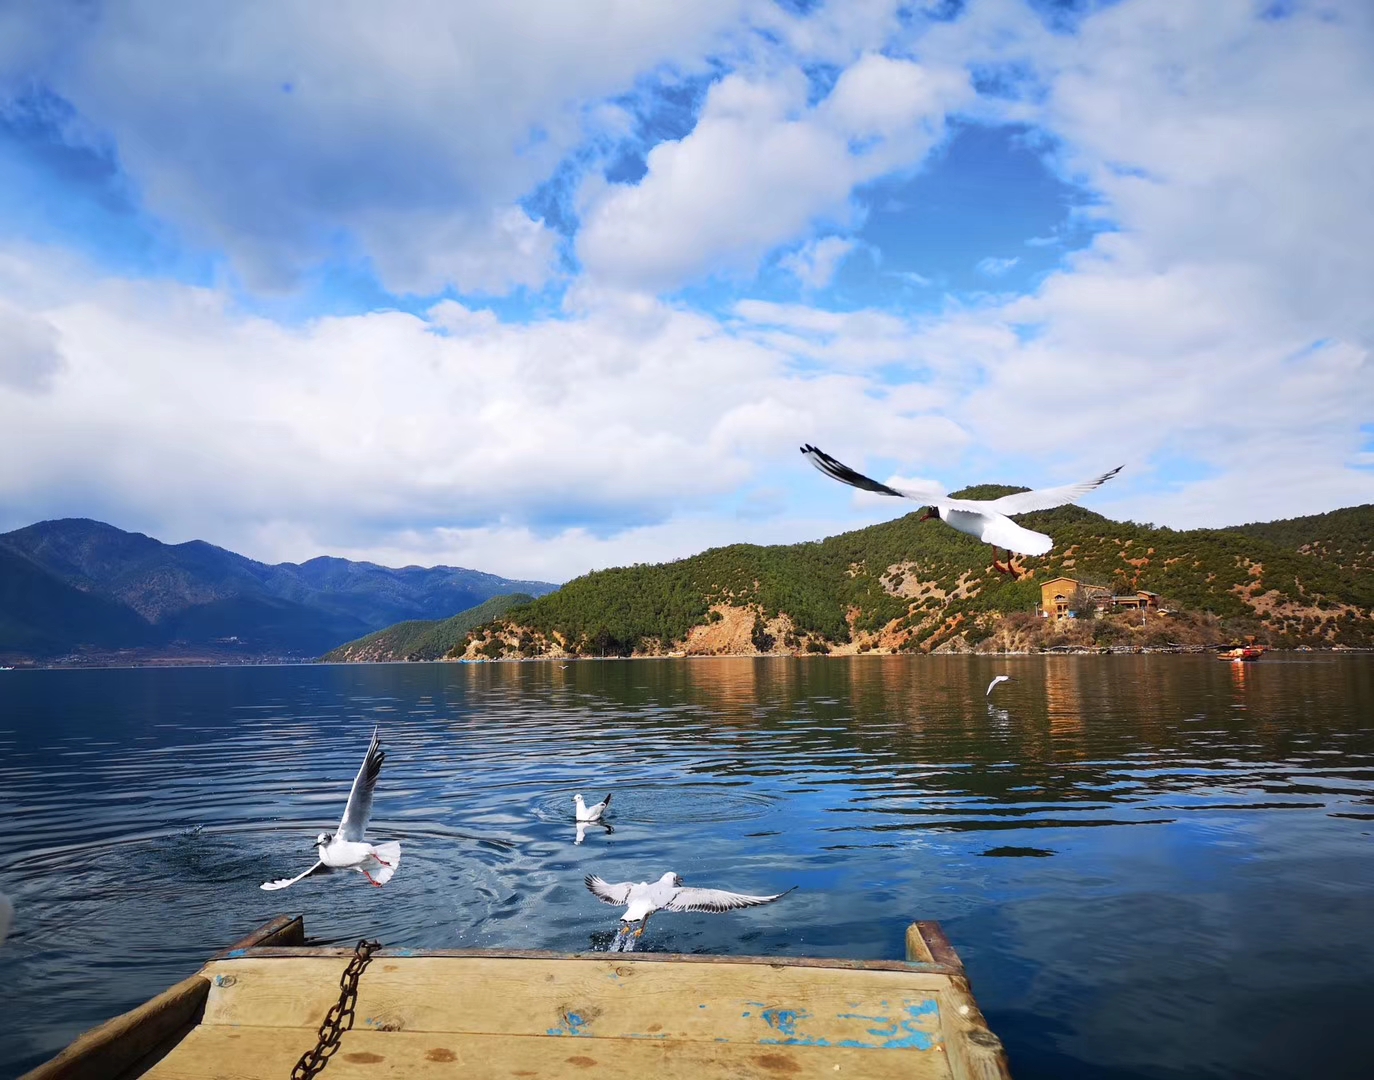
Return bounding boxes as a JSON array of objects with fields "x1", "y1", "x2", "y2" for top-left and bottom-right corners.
[
  {"x1": 585, "y1": 871, "x2": 794, "y2": 939},
  {"x1": 261, "y1": 727, "x2": 401, "y2": 891},
  {"x1": 801, "y1": 444, "x2": 1122, "y2": 578}
]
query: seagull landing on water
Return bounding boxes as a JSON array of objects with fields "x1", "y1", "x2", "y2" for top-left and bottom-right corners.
[
  {"x1": 987, "y1": 675, "x2": 1011, "y2": 697},
  {"x1": 801, "y1": 444, "x2": 1122, "y2": 578},
  {"x1": 261, "y1": 728, "x2": 401, "y2": 891},
  {"x1": 585, "y1": 872, "x2": 794, "y2": 939},
  {"x1": 574, "y1": 792, "x2": 612, "y2": 823}
]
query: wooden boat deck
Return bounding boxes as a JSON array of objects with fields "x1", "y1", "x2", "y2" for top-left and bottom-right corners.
[{"x1": 23, "y1": 916, "x2": 1010, "y2": 1080}]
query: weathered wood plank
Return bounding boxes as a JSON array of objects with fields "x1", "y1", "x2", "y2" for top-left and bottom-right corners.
[
  {"x1": 931, "y1": 978, "x2": 1011, "y2": 1080},
  {"x1": 18, "y1": 975, "x2": 210, "y2": 1080},
  {"x1": 200, "y1": 955, "x2": 951, "y2": 1050},
  {"x1": 139, "y1": 1026, "x2": 958, "y2": 1080},
  {"x1": 214, "y1": 914, "x2": 304, "y2": 957},
  {"x1": 914, "y1": 922, "x2": 966, "y2": 973},
  {"x1": 219, "y1": 945, "x2": 960, "y2": 975}
]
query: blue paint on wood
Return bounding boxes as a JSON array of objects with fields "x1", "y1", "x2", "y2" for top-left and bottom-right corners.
[
  {"x1": 546, "y1": 1011, "x2": 590, "y2": 1037},
  {"x1": 761, "y1": 1007, "x2": 809, "y2": 1036},
  {"x1": 224, "y1": 948, "x2": 247, "y2": 959}
]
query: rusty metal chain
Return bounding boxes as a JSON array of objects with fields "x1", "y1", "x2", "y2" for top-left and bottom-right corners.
[{"x1": 290, "y1": 938, "x2": 382, "y2": 1079}]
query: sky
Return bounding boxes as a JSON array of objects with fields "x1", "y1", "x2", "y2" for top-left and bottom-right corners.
[{"x1": 0, "y1": 0, "x2": 1370, "y2": 583}]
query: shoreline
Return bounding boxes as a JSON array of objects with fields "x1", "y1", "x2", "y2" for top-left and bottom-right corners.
[{"x1": 3, "y1": 644, "x2": 1370, "y2": 671}]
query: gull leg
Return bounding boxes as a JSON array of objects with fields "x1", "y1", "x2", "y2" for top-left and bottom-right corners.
[
  {"x1": 991, "y1": 547, "x2": 1013, "y2": 576},
  {"x1": 634, "y1": 914, "x2": 650, "y2": 939},
  {"x1": 362, "y1": 869, "x2": 383, "y2": 887}
]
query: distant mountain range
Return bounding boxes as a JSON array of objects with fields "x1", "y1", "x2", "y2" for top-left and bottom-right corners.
[
  {"x1": 0, "y1": 519, "x2": 558, "y2": 661},
  {"x1": 448, "y1": 497, "x2": 1374, "y2": 659}
]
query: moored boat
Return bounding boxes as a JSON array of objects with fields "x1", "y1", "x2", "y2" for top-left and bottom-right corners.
[
  {"x1": 1218, "y1": 645, "x2": 1266, "y2": 661},
  {"x1": 22, "y1": 914, "x2": 1011, "y2": 1079}
]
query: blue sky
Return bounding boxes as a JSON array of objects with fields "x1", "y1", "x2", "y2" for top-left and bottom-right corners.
[{"x1": 0, "y1": 0, "x2": 1370, "y2": 580}]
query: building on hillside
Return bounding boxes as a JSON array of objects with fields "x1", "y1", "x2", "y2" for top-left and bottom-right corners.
[{"x1": 1037, "y1": 577, "x2": 1161, "y2": 620}]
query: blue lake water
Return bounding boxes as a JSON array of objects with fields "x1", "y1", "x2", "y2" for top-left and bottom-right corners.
[{"x1": 1, "y1": 655, "x2": 1371, "y2": 1078}]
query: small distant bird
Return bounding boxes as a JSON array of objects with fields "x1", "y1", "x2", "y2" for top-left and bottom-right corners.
[
  {"x1": 261, "y1": 728, "x2": 401, "y2": 891},
  {"x1": 574, "y1": 792, "x2": 612, "y2": 823},
  {"x1": 987, "y1": 675, "x2": 1011, "y2": 697},
  {"x1": 585, "y1": 872, "x2": 793, "y2": 938},
  {"x1": 802, "y1": 444, "x2": 1122, "y2": 577}
]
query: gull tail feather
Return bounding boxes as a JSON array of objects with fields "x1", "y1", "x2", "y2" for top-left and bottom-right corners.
[{"x1": 368, "y1": 841, "x2": 402, "y2": 886}]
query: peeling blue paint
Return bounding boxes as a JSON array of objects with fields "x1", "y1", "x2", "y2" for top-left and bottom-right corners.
[
  {"x1": 546, "y1": 1011, "x2": 591, "y2": 1037},
  {"x1": 224, "y1": 948, "x2": 247, "y2": 959},
  {"x1": 761, "y1": 1007, "x2": 809, "y2": 1036}
]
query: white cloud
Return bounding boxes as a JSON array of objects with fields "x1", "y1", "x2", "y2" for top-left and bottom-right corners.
[
  {"x1": 0, "y1": 299, "x2": 62, "y2": 392},
  {"x1": 779, "y1": 236, "x2": 857, "y2": 289},
  {"x1": 3, "y1": 0, "x2": 1373, "y2": 576},
  {"x1": 576, "y1": 54, "x2": 972, "y2": 289},
  {"x1": 0, "y1": 252, "x2": 961, "y2": 579},
  {"x1": 0, "y1": 0, "x2": 761, "y2": 295},
  {"x1": 904, "y1": 0, "x2": 1374, "y2": 523},
  {"x1": 975, "y1": 255, "x2": 1019, "y2": 277}
]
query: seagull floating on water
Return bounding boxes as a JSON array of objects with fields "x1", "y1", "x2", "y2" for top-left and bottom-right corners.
[
  {"x1": 261, "y1": 728, "x2": 401, "y2": 891},
  {"x1": 802, "y1": 444, "x2": 1122, "y2": 577},
  {"x1": 574, "y1": 792, "x2": 612, "y2": 823},
  {"x1": 986, "y1": 675, "x2": 1010, "y2": 697},
  {"x1": 585, "y1": 872, "x2": 793, "y2": 939}
]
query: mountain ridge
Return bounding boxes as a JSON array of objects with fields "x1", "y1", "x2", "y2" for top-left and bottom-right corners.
[{"x1": 0, "y1": 518, "x2": 558, "y2": 660}]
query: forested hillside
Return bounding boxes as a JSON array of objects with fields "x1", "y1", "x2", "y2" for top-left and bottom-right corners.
[
  {"x1": 1226, "y1": 504, "x2": 1373, "y2": 575},
  {"x1": 322, "y1": 593, "x2": 535, "y2": 662},
  {"x1": 453, "y1": 493, "x2": 1374, "y2": 659}
]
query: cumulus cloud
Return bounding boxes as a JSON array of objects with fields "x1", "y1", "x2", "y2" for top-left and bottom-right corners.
[
  {"x1": 910, "y1": 0, "x2": 1374, "y2": 523},
  {"x1": 576, "y1": 54, "x2": 972, "y2": 289},
  {"x1": 0, "y1": 254, "x2": 959, "y2": 578},
  {"x1": 0, "y1": 0, "x2": 760, "y2": 295},
  {"x1": 0, "y1": 300, "x2": 62, "y2": 392},
  {"x1": 2, "y1": 0, "x2": 1372, "y2": 574},
  {"x1": 779, "y1": 236, "x2": 857, "y2": 289}
]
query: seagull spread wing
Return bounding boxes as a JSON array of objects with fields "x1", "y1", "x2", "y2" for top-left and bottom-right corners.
[
  {"x1": 973, "y1": 512, "x2": 1054, "y2": 557},
  {"x1": 261, "y1": 861, "x2": 327, "y2": 891},
  {"x1": 337, "y1": 728, "x2": 384, "y2": 843},
  {"x1": 987, "y1": 675, "x2": 1010, "y2": 697},
  {"x1": 665, "y1": 886, "x2": 794, "y2": 913},
  {"x1": 801, "y1": 445, "x2": 947, "y2": 504},
  {"x1": 585, "y1": 875, "x2": 634, "y2": 906},
  {"x1": 984, "y1": 466, "x2": 1123, "y2": 515}
]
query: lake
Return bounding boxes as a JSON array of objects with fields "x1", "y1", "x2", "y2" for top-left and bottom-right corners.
[{"x1": 1, "y1": 655, "x2": 1371, "y2": 1078}]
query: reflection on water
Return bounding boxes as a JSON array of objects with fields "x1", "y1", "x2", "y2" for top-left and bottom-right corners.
[{"x1": 0, "y1": 656, "x2": 1372, "y2": 1079}]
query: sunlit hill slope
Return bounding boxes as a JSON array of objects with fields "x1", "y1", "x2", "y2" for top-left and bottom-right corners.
[{"x1": 452, "y1": 497, "x2": 1374, "y2": 658}]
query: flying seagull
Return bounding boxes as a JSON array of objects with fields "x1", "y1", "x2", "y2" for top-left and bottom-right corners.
[
  {"x1": 261, "y1": 728, "x2": 401, "y2": 891},
  {"x1": 574, "y1": 792, "x2": 612, "y2": 823},
  {"x1": 801, "y1": 444, "x2": 1122, "y2": 577},
  {"x1": 987, "y1": 675, "x2": 1011, "y2": 697},
  {"x1": 585, "y1": 871, "x2": 793, "y2": 938}
]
